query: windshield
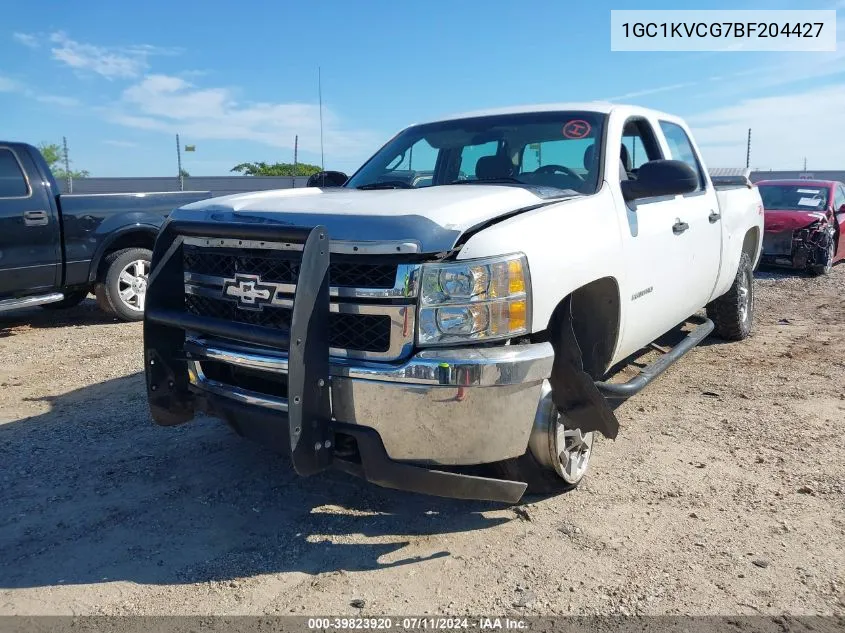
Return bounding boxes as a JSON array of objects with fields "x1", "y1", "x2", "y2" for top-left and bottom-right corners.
[
  {"x1": 758, "y1": 184, "x2": 830, "y2": 211},
  {"x1": 346, "y1": 111, "x2": 607, "y2": 196}
]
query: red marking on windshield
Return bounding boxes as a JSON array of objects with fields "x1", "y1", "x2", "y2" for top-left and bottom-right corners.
[{"x1": 563, "y1": 120, "x2": 591, "y2": 139}]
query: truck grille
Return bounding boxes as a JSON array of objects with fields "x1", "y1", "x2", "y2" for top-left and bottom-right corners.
[
  {"x1": 184, "y1": 294, "x2": 391, "y2": 352},
  {"x1": 183, "y1": 249, "x2": 397, "y2": 289},
  {"x1": 180, "y1": 239, "x2": 418, "y2": 360}
]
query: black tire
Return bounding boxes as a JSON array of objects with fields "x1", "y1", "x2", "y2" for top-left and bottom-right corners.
[
  {"x1": 39, "y1": 287, "x2": 91, "y2": 310},
  {"x1": 94, "y1": 283, "x2": 115, "y2": 316},
  {"x1": 810, "y1": 240, "x2": 835, "y2": 276},
  {"x1": 96, "y1": 247, "x2": 151, "y2": 322},
  {"x1": 706, "y1": 251, "x2": 754, "y2": 341}
]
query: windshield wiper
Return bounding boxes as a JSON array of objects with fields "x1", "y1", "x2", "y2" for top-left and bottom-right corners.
[{"x1": 356, "y1": 180, "x2": 413, "y2": 190}]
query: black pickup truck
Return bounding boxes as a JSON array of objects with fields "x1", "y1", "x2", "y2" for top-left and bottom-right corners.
[{"x1": 0, "y1": 141, "x2": 211, "y2": 320}]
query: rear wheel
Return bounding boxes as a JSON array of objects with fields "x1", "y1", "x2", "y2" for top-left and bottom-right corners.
[
  {"x1": 94, "y1": 247, "x2": 151, "y2": 322},
  {"x1": 494, "y1": 380, "x2": 594, "y2": 494},
  {"x1": 39, "y1": 287, "x2": 90, "y2": 310},
  {"x1": 707, "y1": 252, "x2": 754, "y2": 341}
]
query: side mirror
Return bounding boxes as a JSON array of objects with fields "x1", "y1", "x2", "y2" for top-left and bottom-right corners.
[
  {"x1": 621, "y1": 159, "x2": 699, "y2": 202},
  {"x1": 306, "y1": 170, "x2": 348, "y2": 188},
  {"x1": 838, "y1": 203, "x2": 845, "y2": 214}
]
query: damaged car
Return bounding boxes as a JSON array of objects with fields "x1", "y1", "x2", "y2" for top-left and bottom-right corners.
[
  {"x1": 757, "y1": 179, "x2": 845, "y2": 275},
  {"x1": 142, "y1": 104, "x2": 764, "y2": 503}
]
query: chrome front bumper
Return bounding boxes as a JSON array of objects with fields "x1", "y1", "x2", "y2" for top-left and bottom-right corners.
[{"x1": 185, "y1": 338, "x2": 554, "y2": 466}]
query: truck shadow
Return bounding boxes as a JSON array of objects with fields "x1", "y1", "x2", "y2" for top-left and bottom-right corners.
[
  {"x1": 0, "y1": 373, "x2": 510, "y2": 590},
  {"x1": 0, "y1": 298, "x2": 118, "y2": 338}
]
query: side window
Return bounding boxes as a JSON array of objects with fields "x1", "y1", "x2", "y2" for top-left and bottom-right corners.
[
  {"x1": 0, "y1": 149, "x2": 29, "y2": 198},
  {"x1": 835, "y1": 184, "x2": 845, "y2": 210},
  {"x1": 659, "y1": 121, "x2": 705, "y2": 191},
  {"x1": 619, "y1": 118, "x2": 663, "y2": 181},
  {"x1": 621, "y1": 135, "x2": 650, "y2": 169},
  {"x1": 459, "y1": 141, "x2": 500, "y2": 180}
]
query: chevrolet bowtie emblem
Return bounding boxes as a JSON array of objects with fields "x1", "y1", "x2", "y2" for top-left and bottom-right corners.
[{"x1": 222, "y1": 273, "x2": 275, "y2": 311}]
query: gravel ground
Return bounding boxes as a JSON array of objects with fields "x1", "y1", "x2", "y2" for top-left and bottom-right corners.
[{"x1": 1, "y1": 265, "x2": 843, "y2": 617}]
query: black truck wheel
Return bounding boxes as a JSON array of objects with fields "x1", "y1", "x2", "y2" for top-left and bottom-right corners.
[
  {"x1": 706, "y1": 252, "x2": 754, "y2": 341},
  {"x1": 40, "y1": 287, "x2": 91, "y2": 310},
  {"x1": 94, "y1": 247, "x2": 151, "y2": 322}
]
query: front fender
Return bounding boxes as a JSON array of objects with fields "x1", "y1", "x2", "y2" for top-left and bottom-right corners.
[{"x1": 86, "y1": 218, "x2": 162, "y2": 282}]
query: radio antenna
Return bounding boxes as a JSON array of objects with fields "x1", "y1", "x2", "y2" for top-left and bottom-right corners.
[{"x1": 318, "y1": 66, "x2": 325, "y2": 171}]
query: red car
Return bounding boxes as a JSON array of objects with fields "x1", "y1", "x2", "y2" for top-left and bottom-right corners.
[{"x1": 757, "y1": 179, "x2": 845, "y2": 275}]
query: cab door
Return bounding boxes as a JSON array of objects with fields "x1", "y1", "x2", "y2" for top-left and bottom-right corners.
[
  {"x1": 0, "y1": 146, "x2": 61, "y2": 296},
  {"x1": 612, "y1": 117, "x2": 696, "y2": 357},
  {"x1": 655, "y1": 120, "x2": 722, "y2": 312}
]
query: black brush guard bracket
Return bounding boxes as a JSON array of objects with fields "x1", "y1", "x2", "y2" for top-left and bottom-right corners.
[{"x1": 143, "y1": 220, "x2": 526, "y2": 504}]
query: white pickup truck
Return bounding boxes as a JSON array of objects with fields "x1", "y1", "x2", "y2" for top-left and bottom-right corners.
[{"x1": 143, "y1": 103, "x2": 764, "y2": 503}]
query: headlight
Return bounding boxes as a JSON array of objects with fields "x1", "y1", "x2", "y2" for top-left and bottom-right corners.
[{"x1": 417, "y1": 253, "x2": 530, "y2": 345}]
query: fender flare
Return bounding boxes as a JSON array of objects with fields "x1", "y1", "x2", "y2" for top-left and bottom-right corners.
[{"x1": 87, "y1": 223, "x2": 160, "y2": 283}]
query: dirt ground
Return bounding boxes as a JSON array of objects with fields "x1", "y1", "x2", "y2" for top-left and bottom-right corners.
[{"x1": 1, "y1": 265, "x2": 843, "y2": 617}]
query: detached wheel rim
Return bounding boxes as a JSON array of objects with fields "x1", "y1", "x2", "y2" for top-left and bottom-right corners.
[
  {"x1": 554, "y1": 416, "x2": 594, "y2": 483},
  {"x1": 738, "y1": 267, "x2": 751, "y2": 324},
  {"x1": 117, "y1": 259, "x2": 149, "y2": 311},
  {"x1": 529, "y1": 381, "x2": 595, "y2": 485}
]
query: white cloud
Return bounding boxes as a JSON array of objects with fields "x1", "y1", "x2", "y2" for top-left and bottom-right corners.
[
  {"x1": 13, "y1": 32, "x2": 39, "y2": 48},
  {"x1": 602, "y1": 81, "x2": 699, "y2": 102},
  {"x1": 109, "y1": 74, "x2": 377, "y2": 159},
  {"x1": 688, "y1": 85, "x2": 845, "y2": 169},
  {"x1": 36, "y1": 94, "x2": 80, "y2": 107},
  {"x1": 0, "y1": 76, "x2": 22, "y2": 92},
  {"x1": 103, "y1": 140, "x2": 138, "y2": 148},
  {"x1": 48, "y1": 32, "x2": 181, "y2": 80}
]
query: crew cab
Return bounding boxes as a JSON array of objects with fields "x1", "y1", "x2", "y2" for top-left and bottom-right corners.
[
  {"x1": 143, "y1": 103, "x2": 764, "y2": 503},
  {"x1": 756, "y1": 179, "x2": 845, "y2": 275},
  {"x1": 0, "y1": 142, "x2": 211, "y2": 320}
]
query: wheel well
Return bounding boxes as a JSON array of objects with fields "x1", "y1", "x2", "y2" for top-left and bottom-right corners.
[
  {"x1": 94, "y1": 230, "x2": 157, "y2": 280},
  {"x1": 742, "y1": 227, "x2": 760, "y2": 267},
  {"x1": 536, "y1": 277, "x2": 621, "y2": 380}
]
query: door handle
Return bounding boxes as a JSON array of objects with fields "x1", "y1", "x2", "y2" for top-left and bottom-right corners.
[
  {"x1": 709, "y1": 211, "x2": 721, "y2": 223},
  {"x1": 23, "y1": 210, "x2": 49, "y2": 227},
  {"x1": 672, "y1": 220, "x2": 690, "y2": 235}
]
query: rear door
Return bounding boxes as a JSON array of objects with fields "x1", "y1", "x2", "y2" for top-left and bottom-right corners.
[
  {"x1": 656, "y1": 120, "x2": 722, "y2": 309},
  {"x1": 0, "y1": 145, "x2": 61, "y2": 296}
]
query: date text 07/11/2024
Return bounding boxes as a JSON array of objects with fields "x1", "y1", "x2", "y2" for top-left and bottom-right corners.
[{"x1": 306, "y1": 617, "x2": 527, "y2": 630}]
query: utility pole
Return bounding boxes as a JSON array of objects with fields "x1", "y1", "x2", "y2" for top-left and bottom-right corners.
[
  {"x1": 803, "y1": 157, "x2": 807, "y2": 171},
  {"x1": 176, "y1": 134, "x2": 183, "y2": 191},
  {"x1": 62, "y1": 136, "x2": 72, "y2": 193},
  {"x1": 745, "y1": 128, "x2": 751, "y2": 169},
  {"x1": 318, "y1": 66, "x2": 325, "y2": 171}
]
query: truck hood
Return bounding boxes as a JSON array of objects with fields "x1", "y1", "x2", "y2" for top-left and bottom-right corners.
[
  {"x1": 764, "y1": 209, "x2": 827, "y2": 232},
  {"x1": 172, "y1": 185, "x2": 566, "y2": 253}
]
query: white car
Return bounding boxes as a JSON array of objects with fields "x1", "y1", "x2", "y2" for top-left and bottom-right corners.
[{"x1": 143, "y1": 102, "x2": 764, "y2": 503}]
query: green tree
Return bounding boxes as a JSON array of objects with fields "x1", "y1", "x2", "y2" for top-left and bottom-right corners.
[
  {"x1": 230, "y1": 161, "x2": 322, "y2": 177},
  {"x1": 38, "y1": 142, "x2": 90, "y2": 179}
]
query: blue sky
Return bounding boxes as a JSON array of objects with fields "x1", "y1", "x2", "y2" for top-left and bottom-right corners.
[{"x1": 1, "y1": 0, "x2": 843, "y2": 177}]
